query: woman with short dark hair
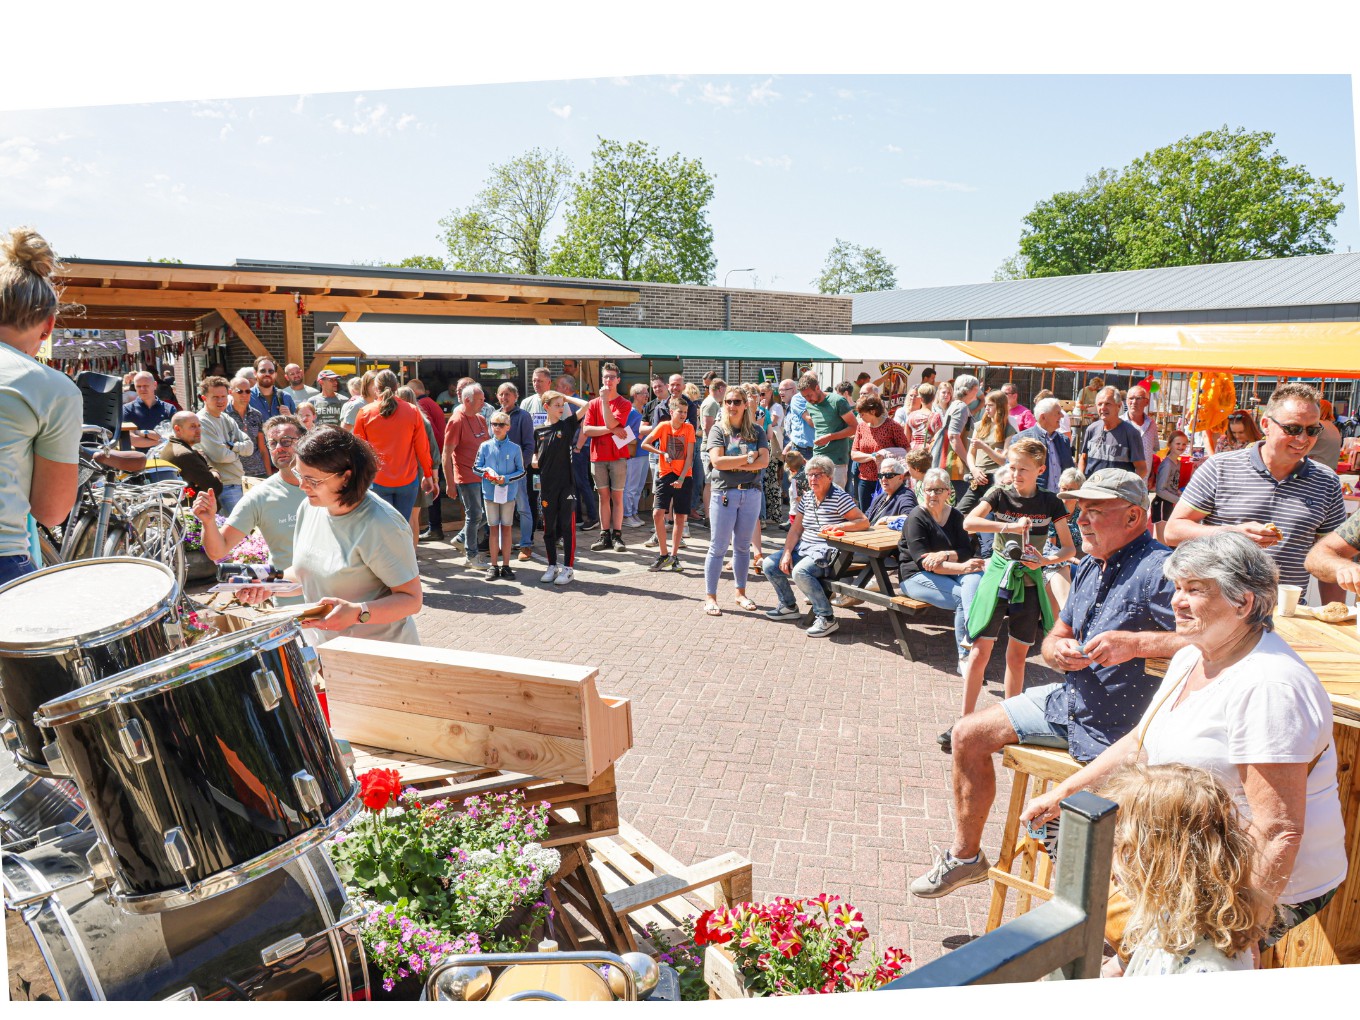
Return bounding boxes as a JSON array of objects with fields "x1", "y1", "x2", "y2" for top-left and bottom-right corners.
[{"x1": 234, "y1": 425, "x2": 423, "y2": 644}]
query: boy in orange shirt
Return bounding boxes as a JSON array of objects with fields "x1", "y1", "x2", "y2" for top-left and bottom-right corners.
[{"x1": 641, "y1": 397, "x2": 695, "y2": 571}]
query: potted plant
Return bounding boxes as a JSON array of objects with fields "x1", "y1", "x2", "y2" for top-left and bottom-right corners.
[
  {"x1": 178, "y1": 505, "x2": 272, "y2": 580},
  {"x1": 328, "y1": 769, "x2": 560, "y2": 998},
  {"x1": 696, "y1": 894, "x2": 909, "y2": 996}
]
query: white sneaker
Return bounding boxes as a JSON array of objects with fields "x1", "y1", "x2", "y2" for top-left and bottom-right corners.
[
  {"x1": 624, "y1": 515, "x2": 646, "y2": 529},
  {"x1": 683, "y1": 524, "x2": 691, "y2": 539},
  {"x1": 541, "y1": 565, "x2": 561, "y2": 584},
  {"x1": 553, "y1": 566, "x2": 575, "y2": 585},
  {"x1": 643, "y1": 535, "x2": 660, "y2": 549}
]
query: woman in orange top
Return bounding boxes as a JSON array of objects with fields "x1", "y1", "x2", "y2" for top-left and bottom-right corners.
[{"x1": 353, "y1": 369, "x2": 435, "y2": 519}]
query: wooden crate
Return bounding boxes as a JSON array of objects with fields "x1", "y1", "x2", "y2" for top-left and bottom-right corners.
[{"x1": 319, "y1": 637, "x2": 632, "y2": 784}]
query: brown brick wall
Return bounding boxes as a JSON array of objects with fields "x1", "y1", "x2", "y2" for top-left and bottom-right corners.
[{"x1": 599, "y1": 282, "x2": 850, "y2": 333}]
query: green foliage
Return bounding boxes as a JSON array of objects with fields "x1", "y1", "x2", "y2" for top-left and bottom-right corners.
[
  {"x1": 643, "y1": 919, "x2": 709, "y2": 1001},
  {"x1": 438, "y1": 147, "x2": 573, "y2": 274},
  {"x1": 1017, "y1": 126, "x2": 1345, "y2": 277},
  {"x1": 548, "y1": 137, "x2": 716, "y2": 284},
  {"x1": 147, "y1": 256, "x2": 183, "y2": 263},
  {"x1": 392, "y1": 254, "x2": 447, "y2": 270},
  {"x1": 992, "y1": 251, "x2": 1030, "y2": 281},
  {"x1": 813, "y1": 239, "x2": 898, "y2": 294}
]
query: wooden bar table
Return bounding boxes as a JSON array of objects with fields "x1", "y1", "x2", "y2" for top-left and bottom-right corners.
[{"x1": 1266, "y1": 610, "x2": 1360, "y2": 967}]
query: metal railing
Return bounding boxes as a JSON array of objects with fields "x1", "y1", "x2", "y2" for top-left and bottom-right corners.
[{"x1": 881, "y1": 791, "x2": 1117, "y2": 987}]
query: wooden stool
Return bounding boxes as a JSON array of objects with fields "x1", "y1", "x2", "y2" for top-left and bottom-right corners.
[{"x1": 985, "y1": 743, "x2": 1081, "y2": 932}]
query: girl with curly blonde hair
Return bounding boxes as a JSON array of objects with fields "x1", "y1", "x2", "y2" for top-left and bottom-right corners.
[{"x1": 1102, "y1": 763, "x2": 1269, "y2": 975}]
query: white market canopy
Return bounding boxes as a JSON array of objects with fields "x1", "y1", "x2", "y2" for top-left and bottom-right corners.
[
  {"x1": 795, "y1": 333, "x2": 985, "y2": 366},
  {"x1": 316, "y1": 322, "x2": 636, "y2": 361}
]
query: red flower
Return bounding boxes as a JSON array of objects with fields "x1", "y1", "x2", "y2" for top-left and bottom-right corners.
[
  {"x1": 359, "y1": 768, "x2": 403, "y2": 811},
  {"x1": 695, "y1": 909, "x2": 733, "y2": 946}
]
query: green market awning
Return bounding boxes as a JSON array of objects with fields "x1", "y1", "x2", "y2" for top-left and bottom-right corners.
[{"x1": 600, "y1": 327, "x2": 830, "y2": 362}]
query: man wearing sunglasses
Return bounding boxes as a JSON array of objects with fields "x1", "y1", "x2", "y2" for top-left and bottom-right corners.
[{"x1": 1166, "y1": 383, "x2": 1344, "y2": 597}]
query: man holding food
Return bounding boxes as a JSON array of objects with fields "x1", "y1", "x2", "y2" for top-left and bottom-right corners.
[{"x1": 1165, "y1": 383, "x2": 1345, "y2": 601}]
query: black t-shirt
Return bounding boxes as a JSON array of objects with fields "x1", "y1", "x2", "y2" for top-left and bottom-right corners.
[
  {"x1": 651, "y1": 394, "x2": 700, "y2": 430},
  {"x1": 534, "y1": 413, "x2": 582, "y2": 494},
  {"x1": 898, "y1": 506, "x2": 974, "y2": 583},
  {"x1": 979, "y1": 484, "x2": 1069, "y2": 537}
]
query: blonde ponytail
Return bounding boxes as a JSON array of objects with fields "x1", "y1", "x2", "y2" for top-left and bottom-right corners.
[{"x1": 0, "y1": 226, "x2": 62, "y2": 330}]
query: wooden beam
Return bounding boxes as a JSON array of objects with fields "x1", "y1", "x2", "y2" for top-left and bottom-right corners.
[
  {"x1": 284, "y1": 306, "x2": 303, "y2": 368},
  {"x1": 215, "y1": 307, "x2": 271, "y2": 362},
  {"x1": 306, "y1": 310, "x2": 360, "y2": 381},
  {"x1": 584, "y1": 305, "x2": 599, "y2": 326}
]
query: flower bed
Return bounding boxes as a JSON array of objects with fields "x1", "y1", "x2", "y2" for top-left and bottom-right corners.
[
  {"x1": 328, "y1": 768, "x2": 560, "y2": 995},
  {"x1": 695, "y1": 895, "x2": 909, "y2": 996}
]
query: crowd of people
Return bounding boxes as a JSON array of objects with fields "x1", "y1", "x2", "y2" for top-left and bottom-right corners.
[{"x1": 2, "y1": 224, "x2": 1353, "y2": 977}]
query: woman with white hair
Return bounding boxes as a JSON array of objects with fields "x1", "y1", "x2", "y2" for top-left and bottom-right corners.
[{"x1": 1023, "y1": 531, "x2": 1347, "y2": 968}]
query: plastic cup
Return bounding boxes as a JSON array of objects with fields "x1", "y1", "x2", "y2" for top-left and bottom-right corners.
[{"x1": 1277, "y1": 584, "x2": 1303, "y2": 617}]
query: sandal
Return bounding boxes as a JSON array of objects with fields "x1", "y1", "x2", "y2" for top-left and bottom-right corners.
[
  {"x1": 703, "y1": 601, "x2": 722, "y2": 617},
  {"x1": 734, "y1": 596, "x2": 757, "y2": 611}
]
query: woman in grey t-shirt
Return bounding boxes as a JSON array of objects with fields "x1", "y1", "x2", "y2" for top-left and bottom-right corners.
[{"x1": 701, "y1": 391, "x2": 770, "y2": 616}]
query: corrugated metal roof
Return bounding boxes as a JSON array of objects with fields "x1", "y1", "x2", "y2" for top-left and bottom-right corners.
[{"x1": 853, "y1": 252, "x2": 1360, "y2": 324}]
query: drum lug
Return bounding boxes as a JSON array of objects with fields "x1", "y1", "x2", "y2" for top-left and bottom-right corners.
[
  {"x1": 86, "y1": 841, "x2": 115, "y2": 886},
  {"x1": 163, "y1": 826, "x2": 196, "y2": 875},
  {"x1": 117, "y1": 718, "x2": 153, "y2": 764},
  {"x1": 292, "y1": 770, "x2": 323, "y2": 814},
  {"x1": 252, "y1": 668, "x2": 283, "y2": 712},
  {"x1": 334, "y1": 737, "x2": 356, "y2": 773},
  {"x1": 73, "y1": 657, "x2": 97, "y2": 689},
  {"x1": 260, "y1": 932, "x2": 309, "y2": 967},
  {"x1": 41, "y1": 741, "x2": 70, "y2": 777},
  {"x1": 0, "y1": 719, "x2": 19, "y2": 755},
  {"x1": 299, "y1": 642, "x2": 322, "y2": 679}
]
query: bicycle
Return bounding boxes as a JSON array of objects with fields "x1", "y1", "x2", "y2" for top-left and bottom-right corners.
[{"x1": 37, "y1": 425, "x2": 189, "y2": 591}]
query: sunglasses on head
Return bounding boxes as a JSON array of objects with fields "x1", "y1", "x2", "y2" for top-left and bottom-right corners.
[{"x1": 1265, "y1": 416, "x2": 1324, "y2": 437}]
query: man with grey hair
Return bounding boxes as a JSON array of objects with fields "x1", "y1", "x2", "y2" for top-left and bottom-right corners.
[
  {"x1": 1169, "y1": 382, "x2": 1344, "y2": 596},
  {"x1": 762, "y1": 453, "x2": 869, "y2": 638},
  {"x1": 1014, "y1": 397, "x2": 1074, "y2": 492},
  {"x1": 1001, "y1": 382, "x2": 1035, "y2": 432},
  {"x1": 122, "y1": 370, "x2": 177, "y2": 450},
  {"x1": 443, "y1": 382, "x2": 491, "y2": 566},
  {"x1": 911, "y1": 467, "x2": 1183, "y2": 899},
  {"x1": 931, "y1": 373, "x2": 981, "y2": 501},
  {"x1": 1079, "y1": 385, "x2": 1146, "y2": 478}
]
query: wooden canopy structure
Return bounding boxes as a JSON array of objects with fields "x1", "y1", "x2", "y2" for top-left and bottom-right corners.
[{"x1": 53, "y1": 258, "x2": 639, "y2": 379}]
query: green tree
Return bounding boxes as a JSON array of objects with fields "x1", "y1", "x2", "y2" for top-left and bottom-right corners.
[
  {"x1": 438, "y1": 147, "x2": 572, "y2": 275},
  {"x1": 548, "y1": 138, "x2": 716, "y2": 284},
  {"x1": 391, "y1": 255, "x2": 447, "y2": 270},
  {"x1": 147, "y1": 256, "x2": 183, "y2": 263},
  {"x1": 1016, "y1": 127, "x2": 1344, "y2": 277},
  {"x1": 813, "y1": 239, "x2": 898, "y2": 294},
  {"x1": 992, "y1": 251, "x2": 1030, "y2": 281}
]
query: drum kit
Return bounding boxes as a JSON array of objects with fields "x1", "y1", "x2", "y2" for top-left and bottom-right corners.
[{"x1": 0, "y1": 558, "x2": 369, "y2": 1001}]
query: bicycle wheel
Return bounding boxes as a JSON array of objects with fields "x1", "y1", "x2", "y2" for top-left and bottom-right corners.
[
  {"x1": 37, "y1": 526, "x2": 63, "y2": 567},
  {"x1": 64, "y1": 513, "x2": 124, "y2": 563},
  {"x1": 125, "y1": 502, "x2": 188, "y2": 592}
]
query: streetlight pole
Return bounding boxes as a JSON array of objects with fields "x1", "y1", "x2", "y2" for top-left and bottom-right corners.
[{"x1": 722, "y1": 267, "x2": 756, "y2": 330}]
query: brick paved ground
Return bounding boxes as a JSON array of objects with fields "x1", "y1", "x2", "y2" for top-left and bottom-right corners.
[{"x1": 411, "y1": 524, "x2": 1065, "y2": 966}]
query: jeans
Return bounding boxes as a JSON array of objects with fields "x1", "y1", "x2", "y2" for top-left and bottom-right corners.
[
  {"x1": 455, "y1": 481, "x2": 484, "y2": 555},
  {"x1": 571, "y1": 449, "x2": 597, "y2": 525},
  {"x1": 372, "y1": 478, "x2": 419, "y2": 519},
  {"x1": 427, "y1": 463, "x2": 444, "y2": 532},
  {"x1": 900, "y1": 570, "x2": 982, "y2": 658},
  {"x1": 514, "y1": 480, "x2": 533, "y2": 548},
  {"x1": 763, "y1": 547, "x2": 835, "y2": 620},
  {"x1": 0, "y1": 554, "x2": 35, "y2": 587},
  {"x1": 623, "y1": 456, "x2": 650, "y2": 520},
  {"x1": 219, "y1": 483, "x2": 243, "y2": 517},
  {"x1": 703, "y1": 487, "x2": 762, "y2": 595},
  {"x1": 854, "y1": 476, "x2": 879, "y2": 513}
]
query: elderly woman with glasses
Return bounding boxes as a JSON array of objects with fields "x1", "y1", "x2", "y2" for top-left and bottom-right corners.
[
  {"x1": 235, "y1": 425, "x2": 423, "y2": 644},
  {"x1": 898, "y1": 467, "x2": 986, "y2": 665},
  {"x1": 1022, "y1": 532, "x2": 1347, "y2": 969}
]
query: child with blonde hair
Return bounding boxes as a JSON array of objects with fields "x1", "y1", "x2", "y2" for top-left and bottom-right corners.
[{"x1": 1102, "y1": 763, "x2": 1268, "y2": 975}]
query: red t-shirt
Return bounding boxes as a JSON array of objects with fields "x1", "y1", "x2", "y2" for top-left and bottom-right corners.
[
  {"x1": 584, "y1": 394, "x2": 634, "y2": 462},
  {"x1": 444, "y1": 407, "x2": 489, "y2": 484},
  {"x1": 418, "y1": 396, "x2": 447, "y2": 453}
]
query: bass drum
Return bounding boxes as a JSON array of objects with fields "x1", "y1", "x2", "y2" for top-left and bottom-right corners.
[{"x1": 3, "y1": 828, "x2": 369, "y2": 1001}]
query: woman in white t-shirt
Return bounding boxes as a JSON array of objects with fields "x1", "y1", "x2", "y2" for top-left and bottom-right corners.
[
  {"x1": 1021, "y1": 531, "x2": 1346, "y2": 967},
  {"x1": 0, "y1": 228, "x2": 82, "y2": 586}
]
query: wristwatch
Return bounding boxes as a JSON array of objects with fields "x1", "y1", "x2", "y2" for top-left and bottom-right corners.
[
  {"x1": 356, "y1": 602, "x2": 371, "y2": 624},
  {"x1": 746, "y1": 450, "x2": 756, "y2": 464}
]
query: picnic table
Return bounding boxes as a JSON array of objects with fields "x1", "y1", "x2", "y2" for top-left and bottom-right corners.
[
  {"x1": 822, "y1": 526, "x2": 934, "y2": 660},
  {"x1": 1263, "y1": 610, "x2": 1360, "y2": 967}
]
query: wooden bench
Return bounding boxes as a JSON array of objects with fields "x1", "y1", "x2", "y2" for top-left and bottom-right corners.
[{"x1": 826, "y1": 579, "x2": 943, "y2": 660}]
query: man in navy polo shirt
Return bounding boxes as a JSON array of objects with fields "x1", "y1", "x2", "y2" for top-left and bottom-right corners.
[
  {"x1": 122, "y1": 371, "x2": 177, "y2": 450},
  {"x1": 910, "y1": 470, "x2": 1184, "y2": 899},
  {"x1": 1166, "y1": 382, "x2": 1344, "y2": 598}
]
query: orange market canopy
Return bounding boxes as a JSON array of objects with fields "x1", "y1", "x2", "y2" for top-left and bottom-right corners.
[
  {"x1": 1089, "y1": 323, "x2": 1360, "y2": 379},
  {"x1": 943, "y1": 340, "x2": 1091, "y2": 370}
]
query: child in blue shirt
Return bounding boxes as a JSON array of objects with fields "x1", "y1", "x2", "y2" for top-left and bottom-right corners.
[{"x1": 474, "y1": 412, "x2": 527, "y2": 581}]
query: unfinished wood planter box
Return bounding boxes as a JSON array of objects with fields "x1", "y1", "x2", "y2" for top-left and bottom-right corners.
[
  {"x1": 703, "y1": 946, "x2": 756, "y2": 999},
  {"x1": 317, "y1": 637, "x2": 632, "y2": 784}
]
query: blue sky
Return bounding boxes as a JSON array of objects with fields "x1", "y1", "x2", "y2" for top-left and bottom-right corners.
[{"x1": 2, "y1": 74, "x2": 1355, "y2": 292}]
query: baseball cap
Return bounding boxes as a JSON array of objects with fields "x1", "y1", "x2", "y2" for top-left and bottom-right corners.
[
  {"x1": 317, "y1": 369, "x2": 340, "y2": 380},
  {"x1": 1057, "y1": 468, "x2": 1147, "y2": 506}
]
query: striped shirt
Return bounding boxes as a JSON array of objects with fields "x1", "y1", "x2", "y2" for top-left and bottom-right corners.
[
  {"x1": 1180, "y1": 442, "x2": 1344, "y2": 589},
  {"x1": 795, "y1": 484, "x2": 858, "y2": 559}
]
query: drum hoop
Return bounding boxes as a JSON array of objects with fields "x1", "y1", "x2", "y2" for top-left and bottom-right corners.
[
  {"x1": 35, "y1": 618, "x2": 304, "y2": 728},
  {"x1": 0, "y1": 557, "x2": 178, "y2": 655},
  {"x1": 3, "y1": 840, "x2": 106, "y2": 1000},
  {"x1": 110, "y1": 783, "x2": 361, "y2": 915}
]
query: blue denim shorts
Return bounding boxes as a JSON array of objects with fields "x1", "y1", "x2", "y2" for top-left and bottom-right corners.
[{"x1": 1000, "y1": 682, "x2": 1069, "y2": 749}]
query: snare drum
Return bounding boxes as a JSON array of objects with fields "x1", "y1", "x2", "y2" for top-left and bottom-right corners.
[
  {"x1": 37, "y1": 620, "x2": 357, "y2": 913},
  {"x1": 4, "y1": 828, "x2": 369, "y2": 1001},
  {"x1": 0, "y1": 558, "x2": 180, "y2": 775}
]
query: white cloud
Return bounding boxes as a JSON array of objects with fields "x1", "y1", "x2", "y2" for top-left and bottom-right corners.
[
  {"x1": 747, "y1": 78, "x2": 779, "y2": 104},
  {"x1": 883, "y1": 143, "x2": 903, "y2": 153},
  {"x1": 610, "y1": 77, "x2": 632, "y2": 87},
  {"x1": 330, "y1": 95, "x2": 421, "y2": 135},
  {"x1": 661, "y1": 76, "x2": 688, "y2": 96},
  {"x1": 396, "y1": 113, "x2": 417, "y2": 130},
  {"x1": 834, "y1": 88, "x2": 857, "y2": 100},
  {"x1": 549, "y1": 102, "x2": 572, "y2": 119},
  {"x1": 0, "y1": 136, "x2": 40, "y2": 178},
  {"x1": 42, "y1": 176, "x2": 73, "y2": 191},
  {"x1": 292, "y1": 94, "x2": 309, "y2": 115},
  {"x1": 901, "y1": 176, "x2": 978, "y2": 192},
  {"x1": 144, "y1": 176, "x2": 189, "y2": 206},
  {"x1": 219, "y1": 123, "x2": 234, "y2": 141},
  {"x1": 699, "y1": 82, "x2": 735, "y2": 107},
  {"x1": 191, "y1": 99, "x2": 234, "y2": 120},
  {"x1": 257, "y1": 135, "x2": 274, "y2": 145},
  {"x1": 744, "y1": 154, "x2": 793, "y2": 171}
]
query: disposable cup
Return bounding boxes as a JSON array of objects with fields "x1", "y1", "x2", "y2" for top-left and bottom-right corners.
[{"x1": 1278, "y1": 584, "x2": 1303, "y2": 617}]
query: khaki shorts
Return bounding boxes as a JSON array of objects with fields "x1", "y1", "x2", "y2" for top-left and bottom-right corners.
[{"x1": 592, "y1": 459, "x2": 628, "y2": 491}]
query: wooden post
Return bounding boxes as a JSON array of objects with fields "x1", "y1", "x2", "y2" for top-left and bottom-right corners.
[{"x1": 284, "y1": 305, "x2": 304, "y2": 370}]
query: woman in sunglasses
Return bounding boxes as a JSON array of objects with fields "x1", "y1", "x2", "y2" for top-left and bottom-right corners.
[
  {"x1": 235, "y1": 425, "x2": 424, "y2": 644},
  {"x1": 1212, "y1": 410, "x2": 1261, "y2": 454},
  {"x1": 226, "y1": 374, "x2": 270, "y2": 478},
  {"x1": 702, "y1": 388, "x2": 770, "y2": 616}
]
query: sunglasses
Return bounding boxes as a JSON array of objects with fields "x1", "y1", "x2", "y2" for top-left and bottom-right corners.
[
  {"x1": 724, "y1": 398, "x2": 747, "y2": 405},
  {"x1": 492, "y1": 422, "x2": 511, "y2": 428},
  {"x1": 1265, "y1": 416, "x2": 1324, "y2": 438},
  {"x1": 880, "y1": 471, "x2": 902, "y2": 479},
  {"x1": 266, "y1": 437, "x2": 298, "y2": 448}
]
